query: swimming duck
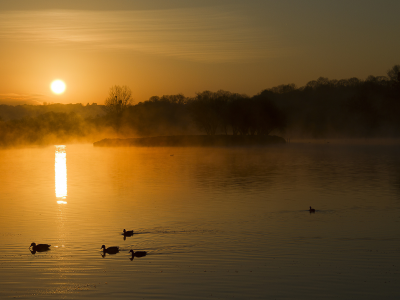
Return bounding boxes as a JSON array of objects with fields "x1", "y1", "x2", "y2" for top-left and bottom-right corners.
[
  {"x1": 309, "y1": 206, "x2": 316, "y2": 213},
  {"x1": 101, "y1": 245, "x2": 119, "y2": 254},
  {"x1": 129, "y1": 249, "x2": 147, "y2": 258},
  {"x1": 122, "y1": 229, "x2": 134, "y2": 236},
  {"x1": 30, "y1": 243, "x2": 51, "y2": 252}
]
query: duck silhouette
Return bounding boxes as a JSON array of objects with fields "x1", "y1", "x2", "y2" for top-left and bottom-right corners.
[
  {"x1": 129, "y1": 249, "x2": 147, "y2": 260},
  {"x1": 309, "y1": 206, "x2": 316, "y2": 213},
  {"x1": 122, "y1": 229, "x2": 134, "y2": 240},
  {"x1": 30, "y1": 243, "x2": 51, "y2": 253},
  {"x1": 101, "y1": 245, "x2": 119, "y2": 257},
  {"x1": 122, "y1": 229, "x2": 134, "y2": 236}
]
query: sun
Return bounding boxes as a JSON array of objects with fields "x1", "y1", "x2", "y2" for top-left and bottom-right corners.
[{"x1": 51, "y1": 80, "x2": 66, "y2": 94}]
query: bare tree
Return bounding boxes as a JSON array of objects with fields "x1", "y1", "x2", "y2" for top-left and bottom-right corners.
[{"x1": 104, "y1": 85, "x2": 133, "y2": 115}]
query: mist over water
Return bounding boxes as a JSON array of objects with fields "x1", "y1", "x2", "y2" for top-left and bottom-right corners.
[
  {"x1": 1, "y1": 64, "x2": 399, "y2": 147},
  {"x1": 0, "y1": 144, "x2": 399, "y2": 299}
]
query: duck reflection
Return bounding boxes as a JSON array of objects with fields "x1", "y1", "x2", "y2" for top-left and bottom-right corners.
[{"x1": 55, "y1": 145, "x2": 67, "y2": 204}]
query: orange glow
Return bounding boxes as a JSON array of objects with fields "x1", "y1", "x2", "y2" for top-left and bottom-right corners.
[
  {"x1": 0, "y1": 4, "x2": 399, "y2": 106},
  {"x1": 55, "y1": 145, "x2": 67, "y2": 203}
]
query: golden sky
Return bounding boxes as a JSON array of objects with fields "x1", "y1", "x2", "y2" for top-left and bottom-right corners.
[{"x1": 0, "y1": 0, "x2": 399, "y2": 105}]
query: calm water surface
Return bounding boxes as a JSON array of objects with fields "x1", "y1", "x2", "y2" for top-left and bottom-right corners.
[{"x1": 0, "y1": 143, "x2": 399, "y2": 299}]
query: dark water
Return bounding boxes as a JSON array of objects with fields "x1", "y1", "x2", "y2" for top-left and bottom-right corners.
[{"x1": 0, "y1": 143, "x2": 399, "y2": 299}]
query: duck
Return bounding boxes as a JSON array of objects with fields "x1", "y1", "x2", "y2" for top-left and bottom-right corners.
[
  {"x1": 101, "y1": 245, "x2": 119, "y2": 254},
  {"x1": 309, "y1": 206, "x2": 316, "y2": 213},
  {"x1": 129, "y1": 249, "x2": 147, "y2": 258},
  {"x1": 30, "y1": 243, "x2": 51, "y2": 252},
  {"x1": 122, "y1": 229, "x2": 134, "y2": 236}
]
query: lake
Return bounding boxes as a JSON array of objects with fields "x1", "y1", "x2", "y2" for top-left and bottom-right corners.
[{"x1": 0, "y1": 142, "x2": 399, "y2": 299}]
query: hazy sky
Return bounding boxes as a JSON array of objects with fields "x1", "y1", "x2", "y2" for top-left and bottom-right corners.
[{"x1": 0, "y1": 0, "x2": 399, "y2": 105}]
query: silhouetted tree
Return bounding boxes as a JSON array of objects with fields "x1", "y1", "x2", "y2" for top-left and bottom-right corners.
[
  {"x1": 250, "y1": 94, "x2": 286, "y2": 135},
  {"x1": 124, "y1": 94, "x2": 192, "y2": 136},
  {"x1": 387, "y1": 65, "x2": 400, "y2": 84},
  {"x1": 213, "y1": 90, "x2": 237, "y2": 135},
  {"x1": 104, "y1": 85, "x2": 133, "y2": 115},
  {"x1": 189, "y1": 91, "x2": 221, "y2": 135},
  {"x1": 228, "y1": 96, "x2": 251, "y2": 135},
  {"x1": 104, "y1": 85, "x2": 133, "y2": 133}
]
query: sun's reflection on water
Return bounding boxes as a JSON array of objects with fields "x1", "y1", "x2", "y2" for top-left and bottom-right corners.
[{"x1": 55, "y1": 145, "x2": 67, "y2": 204}]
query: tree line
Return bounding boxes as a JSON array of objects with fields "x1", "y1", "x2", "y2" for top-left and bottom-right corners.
[
  {"x1": 102, "y1": 64, "x2": 400, "y2": 139},
  {"x1": 0, "y1": 65, "x2": 399, "y2": 146},
  {"x1": 103, "y1": 87, "x2": 286, "y2": 137}
]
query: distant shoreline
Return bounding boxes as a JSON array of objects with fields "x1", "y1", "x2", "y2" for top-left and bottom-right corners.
[{"x1": 93, "y1": 135, "x2": 286, "y2": 147}]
